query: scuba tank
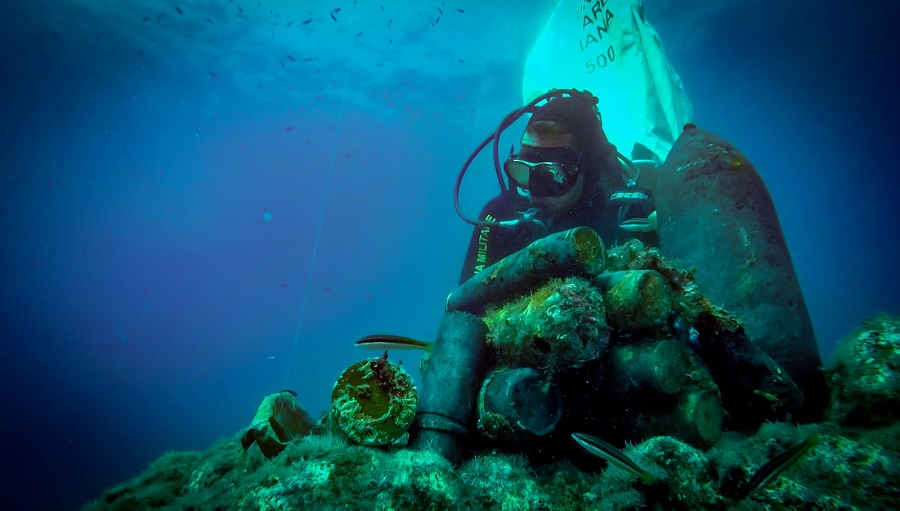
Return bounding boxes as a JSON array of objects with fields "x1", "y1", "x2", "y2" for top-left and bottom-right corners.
[{"x1": 655, "y1": 124, "x2": 828, "y2": 421}]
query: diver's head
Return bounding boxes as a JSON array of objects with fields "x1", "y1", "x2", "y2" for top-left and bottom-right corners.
[
  {"x1": 504, "y1": 146, "x2": 585, "y2": 217},
  {"x1": 504, "y1": 94, "x2": 612, "y2": 218}
]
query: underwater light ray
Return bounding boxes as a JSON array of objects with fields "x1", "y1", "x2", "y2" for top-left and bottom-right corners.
[{"x1": 282, "y1": 65, "x2": 351, "y2": 389}]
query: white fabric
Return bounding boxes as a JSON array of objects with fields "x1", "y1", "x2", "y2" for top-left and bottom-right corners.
[{"x1": 522, "y1": 0, "x2": 693, "y2": 163}]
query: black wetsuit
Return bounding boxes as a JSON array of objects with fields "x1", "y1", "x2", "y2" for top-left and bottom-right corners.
[
  {"x1": 456, "y1": 184, "x2": 657, "y2": 464},
  {"x1": 459, "y1": 186, "x2": 656, "y2": 285}
]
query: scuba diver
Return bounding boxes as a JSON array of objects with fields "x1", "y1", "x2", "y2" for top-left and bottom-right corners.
[
  {"x1": 411, "y1": 90, "x2": 664, "y2": 463},
  {"x1": 457, "y1": 90, "x2": 657, "y2": 285}
]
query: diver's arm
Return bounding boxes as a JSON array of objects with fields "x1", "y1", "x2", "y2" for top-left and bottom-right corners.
[{"x1": 458, "y1": 194, "x2": 520, "y2": 285}]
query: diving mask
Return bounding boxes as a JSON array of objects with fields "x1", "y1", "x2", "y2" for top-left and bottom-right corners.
[{"x1": 504, "y1": 153, "x2": 580, "y2": 197}]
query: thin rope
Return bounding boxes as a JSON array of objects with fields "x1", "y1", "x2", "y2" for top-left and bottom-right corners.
[{"x1": 282, "y1": 66, "x2": 351, "y2": 388}]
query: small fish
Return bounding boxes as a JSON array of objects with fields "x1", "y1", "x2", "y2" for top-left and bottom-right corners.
[
  {"x1": 669, "y1": 311, "x2": 701, "y2": 353},
  {"x1": 355, "y1": 31, "x2": 362, "y2": 37},
  {"x1": 205, "y1": 17, "x2": 213, "y2": 23},
  {"x1": 619, "y1": 210, "x2": 657, "y2": 233},
  {"x1": 208, "y1": 71, "x2": 220, "y2": 79},
  {"x1": 302, "y1": 18, "x2": 312, "y2": 25},
  {"x1": 457, "y1": 8, "x2": 465, "y2": 13},
  {"x1": 286, "y1": 21, "x2": 293, "y2": 27},
  {"x1": 280, "y1": 59, "x2": 284, "y2": 69},
  {"x1": 286, "y1": 54, "x2": 296, "y2": 62},
  {"x1": 331, "y1": 12, "x2": 337, "y2": 21},
  {"x1": 332, "y1": 7, "x2": 341, "y2": 13},
  {"x1": 572, "y1": 432, "x2": 656, "y2": 485},
  {"x1": 142, "y1": 16, "x2": 151, "y2": 22},
  {"x1": 433, "y1": 15, "x2": 440, "y2": 26},
  {"x1": 174, "y1": 6, "x2": 183, "y2": 15},
  {"x1": 438, "y1": 7, "x2": 443, "y2": 15},
  {"x1": 238, "y1": 5, "x2": 244, "y2": 14},
  {"x1": 388, "y1": 18, "x2": 393, "y2": 27},
  {"x1": 740, "y1": 434, "x2": 821, "y2": 498},
  {"x1": 157, "y1": 12, "x2": 166, "y2": 19},
  {"x1": 301, "y1": 57, "x2": 317, "y2": 62},
  {"x1": 284, "y1": 126, "x2": 293, "y2": 132},
  {"x1": 355, "y1": 334, "x2": 432, "y2": 352}
]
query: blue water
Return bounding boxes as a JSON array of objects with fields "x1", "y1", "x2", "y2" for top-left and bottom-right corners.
[{"x1": 1, "y1": 1, "x2": 897, "y2": 509}]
